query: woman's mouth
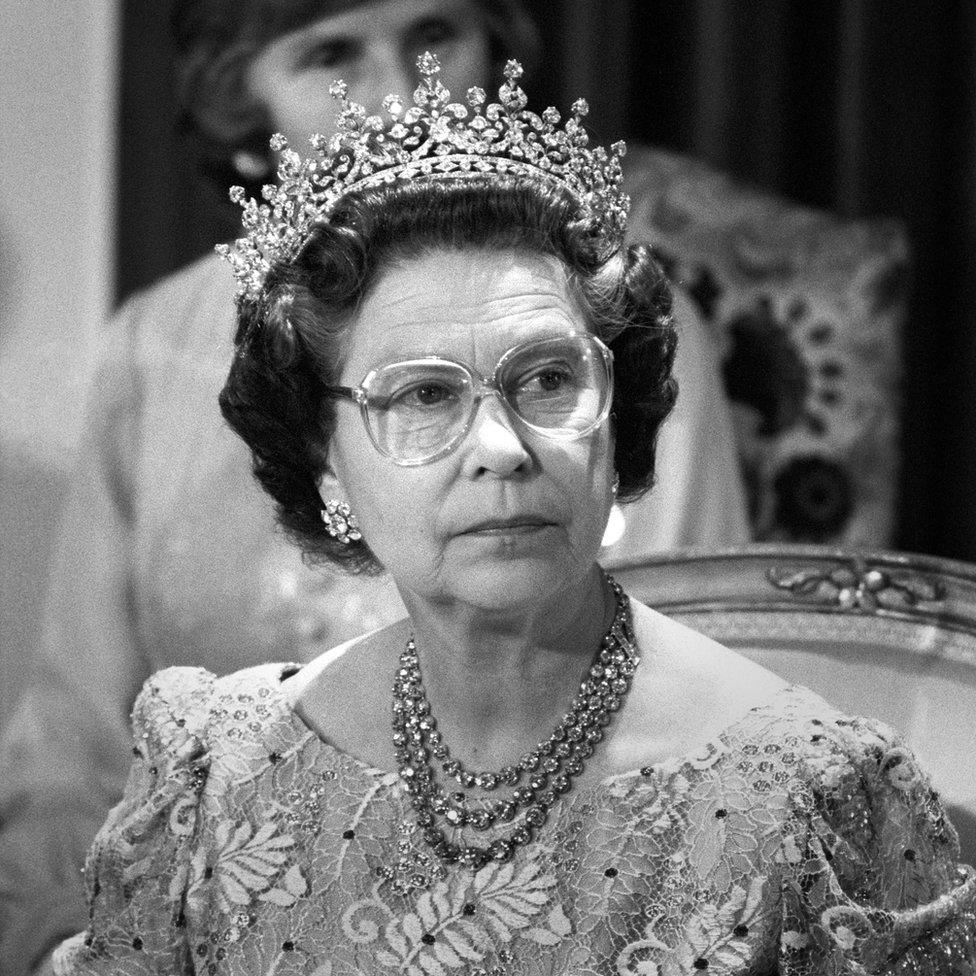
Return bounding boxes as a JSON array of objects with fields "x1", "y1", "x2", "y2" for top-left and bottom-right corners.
[{"x1": 461, "y1": 516, "x2": 554, "y2": 536}]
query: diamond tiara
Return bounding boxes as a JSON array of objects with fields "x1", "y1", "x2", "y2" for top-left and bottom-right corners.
[{"x1": 217, "y1": 53, "x2": 630, "y2": 304}]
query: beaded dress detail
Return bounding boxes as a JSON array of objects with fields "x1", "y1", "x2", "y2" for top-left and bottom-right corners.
[{"x1": 54, "y1": 647, "x2": 976, "y2": 975}]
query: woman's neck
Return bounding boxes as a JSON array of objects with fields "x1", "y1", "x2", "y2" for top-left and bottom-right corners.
[{"x1": 396, "y1": 565, "x2": 613, "y2": 769}]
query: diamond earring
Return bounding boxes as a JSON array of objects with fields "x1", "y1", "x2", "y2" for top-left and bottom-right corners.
[
  {"x1": 611, "y1": 472, "x2": 620, "y2": 496},
  {"x1": 321, "y1": 500, "x2": 362, "y2": 545}
]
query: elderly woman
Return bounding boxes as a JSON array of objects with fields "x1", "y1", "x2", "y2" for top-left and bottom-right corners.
[
  {"x1": 50, "y1": 58, "x2": 974, "y2": 976},
  {"x1": 0, "y1": 3, "x2": 745, "y2": 971}
]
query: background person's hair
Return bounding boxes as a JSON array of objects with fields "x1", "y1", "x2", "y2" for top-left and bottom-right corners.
[
  {"x1": 170, "y1": 0, "x2": 541, "y2": 198},
  {"x1": 219, "y1": 175, "x2": 678, "y2": 573}
]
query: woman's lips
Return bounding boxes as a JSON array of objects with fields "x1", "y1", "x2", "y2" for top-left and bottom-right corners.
[{"x1": 460, "y1": 516, "x2": 555, "y2": 536}]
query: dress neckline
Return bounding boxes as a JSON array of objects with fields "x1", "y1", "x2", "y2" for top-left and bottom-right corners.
[{"x1": 268, "y1": 663, "x2": 817, "y2": 799}]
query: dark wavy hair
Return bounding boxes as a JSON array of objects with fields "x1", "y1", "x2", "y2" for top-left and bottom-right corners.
[
  {"x1": 219, "y1": 176, "x2": 678, "y2": 573},
  {"x1": 170, "y1": 0, "x2": 540, "y2": 197}
]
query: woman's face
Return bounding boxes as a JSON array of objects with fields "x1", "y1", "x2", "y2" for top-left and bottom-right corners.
[
  {"x1": 249, "y1": 0, "x2": 492, "y2": 146},
  {"x1": 325, "y1": 249, "x2": 616, "y2": 612}
]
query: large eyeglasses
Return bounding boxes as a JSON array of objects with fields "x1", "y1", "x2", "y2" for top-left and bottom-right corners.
[{"x1": 324, "y1": 333, "x2": 614, "y2": 466}]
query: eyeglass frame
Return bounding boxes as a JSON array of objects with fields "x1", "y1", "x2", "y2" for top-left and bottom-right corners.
[{"x1": 322, "y1": 332, "x2": 615, "y2": 467}]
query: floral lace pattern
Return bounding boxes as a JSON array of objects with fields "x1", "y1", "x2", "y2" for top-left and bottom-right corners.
[{"x1": 54, "y1": 665, "x2": 975, "y2": 975}]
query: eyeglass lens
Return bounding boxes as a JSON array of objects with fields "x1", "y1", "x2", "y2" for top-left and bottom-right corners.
[{"x1": 362, "y1": 335, "x2": 609, "y2": 463}]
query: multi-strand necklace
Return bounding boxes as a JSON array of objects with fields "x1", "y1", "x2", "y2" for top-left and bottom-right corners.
[{"x1": 392, "y1": 576, "x2": 639, "y2": 870}]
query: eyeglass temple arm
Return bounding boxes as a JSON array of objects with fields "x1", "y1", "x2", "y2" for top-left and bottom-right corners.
[{"x1": 321, "y1": 384, "x2": 392, "y2": 410}]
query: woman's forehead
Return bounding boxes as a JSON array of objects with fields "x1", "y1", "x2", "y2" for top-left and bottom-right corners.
[
  {"x1": 246, "y1": 0, "x2": 478, "y2": 49},
  {"x1": 240, "y1": 0, "x2": 365, "y2": 45},
  {"x1": 347, "y1": 249, "x2": 587, "y2": 366}
]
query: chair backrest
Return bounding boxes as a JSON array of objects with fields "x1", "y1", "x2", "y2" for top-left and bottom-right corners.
[
  {"x1": 623, "y1": 147, "x2": 909, "y2": 547},
  {"x1": 612, "y1": 543, "x2": 976, "y2": 863}
]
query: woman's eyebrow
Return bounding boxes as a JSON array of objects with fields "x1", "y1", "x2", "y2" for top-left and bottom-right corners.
[{"x1": 291, "y1": 31, "x2": 355, "y2": 53}]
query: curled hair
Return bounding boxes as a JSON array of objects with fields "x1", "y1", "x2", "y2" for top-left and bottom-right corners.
[
  {"x1": 219, "y1": 177, "x2": 678, "y2": 572},
  {"x1": 170, "y1": 0, "x2": 540, "y2": 197}
]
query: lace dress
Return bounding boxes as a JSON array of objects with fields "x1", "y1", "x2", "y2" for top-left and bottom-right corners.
[
  {"x1": 0, "y1": 254, "x2": 748, "y2": 975},
  {"x1": 54, "y1": 665, "x2": 975, "y2": 975}
]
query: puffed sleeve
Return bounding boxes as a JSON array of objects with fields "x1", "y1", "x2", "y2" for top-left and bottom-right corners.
[
  {"x1": 778, "y1": 715, "x2": 976, "y2": 974},
  {"x1": 51, "y1": 667, "x2": 215, "y2": 976}
]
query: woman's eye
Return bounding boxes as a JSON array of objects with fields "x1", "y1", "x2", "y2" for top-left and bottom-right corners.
[
  {"x1": 415, "y1": 383, "x2": 452, "y2": 406},
  {"x1": 295, "y1": 38, "x2": 355, "y2": 71},
  {"x1": 536, "y1": 370, "x2": 568, "y2": 393},
  {"x1": 519, "y1": 367, "x2": 575, "y2": 395},
  {"x1": 395, "y1": 382, "x2": 457, "y2": 408},
  {"x1": 406, "y1": 18, "x2": 459, "y2": 50}
]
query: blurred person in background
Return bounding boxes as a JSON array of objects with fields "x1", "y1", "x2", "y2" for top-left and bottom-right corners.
[{"x1": 0, "y1": 1, "x2": 746, "y2": 972}]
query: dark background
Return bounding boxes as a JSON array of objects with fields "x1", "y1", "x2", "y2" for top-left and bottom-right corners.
[{"x1": 117, "y1": 0, "x2": 976, "y2": 561}]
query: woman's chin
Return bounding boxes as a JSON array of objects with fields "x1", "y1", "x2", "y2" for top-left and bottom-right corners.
[{"x1": 438, "y1": 553, "x2": 591, "y2": 611}]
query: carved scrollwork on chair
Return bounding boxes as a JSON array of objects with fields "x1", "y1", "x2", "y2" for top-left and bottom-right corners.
[{"x1": 766, "y1": 556, "x2": 947, "y2": 613}]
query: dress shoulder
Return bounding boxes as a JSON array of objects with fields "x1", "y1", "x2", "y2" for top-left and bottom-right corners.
[
  {"x1": 776, "y1": 697, "x2": 976, "y2": 973},
  {"x1": 133, "y1": 662, "x2": 303, "y2": 768},
  {"x1": 131, "y1": 665, "x2": 218, "y2": 754}
]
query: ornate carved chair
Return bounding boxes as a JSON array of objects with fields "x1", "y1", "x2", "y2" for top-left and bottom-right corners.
[
  {"x1": 612, "y1": 544, "x2": 976, "y2": 864},
  {"x1": 624, "y1": 149, "x2": 909, "y2": 546}
]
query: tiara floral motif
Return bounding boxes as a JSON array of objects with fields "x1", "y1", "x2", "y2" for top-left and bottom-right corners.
[{"x1": 217, "y1": 53, "x2": 630, "y2": 304}]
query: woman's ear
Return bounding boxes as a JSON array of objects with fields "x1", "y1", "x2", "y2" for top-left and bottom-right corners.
[{"x1": 316, "y1": 466, "x2": 345, "y2": 508}]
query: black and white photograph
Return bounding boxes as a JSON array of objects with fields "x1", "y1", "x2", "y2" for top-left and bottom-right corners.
[{"x1": 1, "y1": 2, "x2": 974, "y2": 972}]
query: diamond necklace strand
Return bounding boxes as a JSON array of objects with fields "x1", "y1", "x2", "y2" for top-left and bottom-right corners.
[{"x1": 392, "y1": 575, "x2": 639, "y2": 869}]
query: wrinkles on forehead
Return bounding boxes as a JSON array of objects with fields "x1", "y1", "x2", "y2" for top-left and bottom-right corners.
[{"x1": 343, "y1": 249, "x2": 587, "y2": 376}]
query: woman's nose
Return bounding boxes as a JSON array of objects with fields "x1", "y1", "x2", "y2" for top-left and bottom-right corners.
[
  {"x1": 356, "y1": 47, "x2": 412, "y2": 115},
  {"x1": 465, "y1": 393, "x2": 531, "y2": 476}
]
